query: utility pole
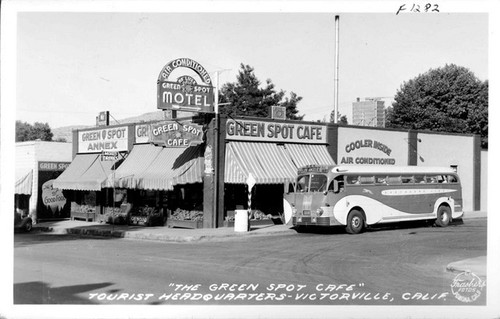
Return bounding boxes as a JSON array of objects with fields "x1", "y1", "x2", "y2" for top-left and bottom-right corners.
[
  {"x1": 333, "y1": 15, "x2": 340, "y2": 124},
  {"x1": 212, "y1": 69, "x2": 230, "y2": 227}
]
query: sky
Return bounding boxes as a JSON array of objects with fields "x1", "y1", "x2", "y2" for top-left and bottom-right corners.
[{"x1": 11, "y1": 4, "x2": 490, "y2": 128}]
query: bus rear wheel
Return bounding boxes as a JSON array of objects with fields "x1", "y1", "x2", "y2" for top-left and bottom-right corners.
[
  {"x1": 435, "y1": 205, "x2": 451, "y2": 227},
  {"x1": 346, "y1": 209, "x2": 365, "y2": 234}
]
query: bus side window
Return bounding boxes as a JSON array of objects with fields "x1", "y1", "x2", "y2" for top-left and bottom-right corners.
[
  {"x1": 360, "y1": 176, "x2": 375, "y2": 184},
  {"x1": 426, "y1": 175, "x2": 438, "y2": 183},
  {"x1": 328, "y1": 181, "x2": 334, "y2": 191},
  {"x1": 447, "y1": 175, "x2": 458, "y2": 183},
  {"x1": 329, "y1": 176, "x2": 345, "y2": 193},
  {"x1": 346, "y1": 175, "x2": 360, "y2": 185},
  {"x1": 402, "y1": 175, "x2": 414, "y2": 184},
  {"x1": 414, "y1": 175, "x2": 425, "y2": 183},
  {"x1": 375, "y1": 176, "x2": 387, "y2": 184},
  {"x1": 387, "y1": 175, "x2": 402, "y2": 185}
]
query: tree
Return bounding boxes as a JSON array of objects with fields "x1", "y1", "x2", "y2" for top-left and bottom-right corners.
[
  {"x1": 330, "y1": 110, "x2": 348, "y2": 125},
  {"x1": 16, "y1": 121, "x2": 53, "y2": 142},
  {"x1": 219, "y1": 64, "x2": 304, "y2": 120},
  {"x1": 386, "y1": 64, "x2": 488, "y2": 148}
]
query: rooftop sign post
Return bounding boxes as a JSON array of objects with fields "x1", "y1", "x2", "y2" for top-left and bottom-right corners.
[{"x1": 157, "y1": 58, "x2": 215, "y2": 113}]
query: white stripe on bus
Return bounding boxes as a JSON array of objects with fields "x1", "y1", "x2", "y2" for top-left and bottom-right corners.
[{"x1": 381, "y1": 189, "x2": 457, "y2": 196}]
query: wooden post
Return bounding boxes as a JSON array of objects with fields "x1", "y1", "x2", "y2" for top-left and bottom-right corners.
[{"x1": 202, "y1": 115, "x2": 216, "y2": 228}]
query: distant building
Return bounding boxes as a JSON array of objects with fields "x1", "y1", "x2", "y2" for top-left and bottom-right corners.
[
  {"x1": 352, "y1": 97, "x2": 386, "y2": 127},
  {"x1": 15, "y1": 141, "x2": 73, "y2": 223}
]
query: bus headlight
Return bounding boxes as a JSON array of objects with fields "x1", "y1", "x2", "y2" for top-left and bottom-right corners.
[{"x1": 316, "y1": 208, "x2": 324, "y2": 216}]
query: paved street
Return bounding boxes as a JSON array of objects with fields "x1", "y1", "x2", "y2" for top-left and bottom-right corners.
[{"x1": 14, "y1": 218, "x2": 487, "y2": 306}]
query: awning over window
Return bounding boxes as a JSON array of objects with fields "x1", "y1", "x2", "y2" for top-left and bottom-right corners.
[
  {"x1": 136, "y1": 144, "x2": 204, "y2": 190},
  {"x1": 102, "y1": 144, "x2": 163, "y2": 189},
  {"x1": 53, "y1": 154, "x2": 119, "y2": 191},
  {"x1": 225, "y1": 142, "x2": 297, "y2": 184},
  {"x1": 104, "y1": 144, "x2": 204, "y2": 191},
  {"x1": 224, "y1": 142, "x2": 336, "y2": 184},
  {"x1": 282, "y1": 143, "x2": 336, "y2": 169},
  {"x1": 15, "y1": 169, "x2": 33, "y2": 195}
]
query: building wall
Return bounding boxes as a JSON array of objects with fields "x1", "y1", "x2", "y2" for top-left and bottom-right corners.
[
  {"x1": 481, "y1": 150, "x2": 488, "y2": 211},
  {"x1": 16, "y1": 142, "x2": 38, "y2": 216},
  {"x1": 331, "y1": 126, "x2": 480, "y2": 212},
  {"x1": 416, "y1": 133, "x2": 475, "y2": 211},
  {"x1": 15, "y1": 141, "x2": 72, "y2": 219},
  {"x1": 336, "y1": 126, "x2": 409, "y2": 166}
]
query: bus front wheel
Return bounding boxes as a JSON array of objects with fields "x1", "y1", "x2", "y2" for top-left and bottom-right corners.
[
  {"x1": 346, "y1": 209, "x2": 365, "y2": 234},
  {"x1": 435, "y1": 205, "x2": 451, "y2": 227}
]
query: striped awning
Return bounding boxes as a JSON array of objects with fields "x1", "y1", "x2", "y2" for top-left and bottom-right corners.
[
  {"x1": 135, "y1": 144, "x2": 204, "y2": 190},
  {"x1": 15, "y1": 169, "x2": 33, "y2": 195},
  {"x1": 53, "y1": 154, "x2": 119, "y2": 191},
  {"x1": 224, "y1": 142, "x2": 297, "y2": 184},
  {"x1": 283, "y1": 143, "x2": 336, "y2": 168},
  {"x1": 224, "y1": 142, "x2": 336, "y2": 184},
  {"x1": 103, "y1": 144, "x2": 163, "y2": 189}
]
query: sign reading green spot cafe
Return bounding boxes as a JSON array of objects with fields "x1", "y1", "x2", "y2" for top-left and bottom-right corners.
[{"x1": 135, "y1": 121, "x2": 204, "y2": 147}]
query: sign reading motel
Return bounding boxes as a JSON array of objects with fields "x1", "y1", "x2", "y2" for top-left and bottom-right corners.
[
  {"x1": 225, "y1": 119, "x2": 327, "y2": 144},
  {"x1": 157, "y1": 58, "x2": 214, "y2": 113}
]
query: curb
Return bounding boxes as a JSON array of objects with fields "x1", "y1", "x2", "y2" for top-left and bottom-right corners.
[
  {"x1": 32, "y1": 212, "x2": 485, "y2": 243},
  {"x1": 445, "y1": 256, "x2": 486, "y2": 278},
  {"x1": 33, "y1": 224, "x2": 295, "y2": 243}
]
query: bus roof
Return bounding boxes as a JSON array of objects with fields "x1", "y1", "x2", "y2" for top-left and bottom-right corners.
[{"x1": 298, "y1": 165, "x2": 457, "y2": 175}]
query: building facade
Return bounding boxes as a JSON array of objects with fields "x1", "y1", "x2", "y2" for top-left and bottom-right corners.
[
  {"x1": 15, "y1": 141, "x2": 73, "y2": 222},
  {"x1": 48, "y1": 114, "x2": 484, "y2": 228},
  {"x1": 352, "y1": 97, "x2": 386, "y2": 127}
]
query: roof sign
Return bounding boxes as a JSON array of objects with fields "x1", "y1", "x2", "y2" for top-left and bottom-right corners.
[{"x1": 157, "y1": 58, "x2": 214, "y2": 113}]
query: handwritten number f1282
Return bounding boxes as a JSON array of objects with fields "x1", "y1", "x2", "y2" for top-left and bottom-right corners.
[{"x1": 396, "y1": 3, "x2": 440, "y2": 15}]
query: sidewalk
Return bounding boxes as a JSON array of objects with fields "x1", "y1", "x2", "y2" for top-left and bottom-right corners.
[
  {"x1": 33, "y1": 219, "x2": 295, "y2": 243},
  {"x1": 32, "y1": 210, "x2": 486, "y2": 243},
  {"x1": 461, "y1": 210, "x2": 487, "y2": 219}
]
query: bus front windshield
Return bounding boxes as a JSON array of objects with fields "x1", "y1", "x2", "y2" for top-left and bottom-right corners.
[{"x1": 297, "y1": 174, "x2": 328, "y2": 192}]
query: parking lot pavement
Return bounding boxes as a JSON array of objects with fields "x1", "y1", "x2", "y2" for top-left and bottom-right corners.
[{"x1": 28, "y1": 210, "x2": 487, "y2": 281}]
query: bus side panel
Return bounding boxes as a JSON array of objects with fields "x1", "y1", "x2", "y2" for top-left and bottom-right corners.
[
  {"x1": 334, "y1": 195, "x2": 460, "y2": 226},
  {"x1": 345, "y1": 184, "x2": 410, "y2": 216},
  {"x1": 346, "y1": 184, "x2": 461, "y2": 215},
  {"x1": 333, "y1": 195, "x2": 398, "y2": 226}
]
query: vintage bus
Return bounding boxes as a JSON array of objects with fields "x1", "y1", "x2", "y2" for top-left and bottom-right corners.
[{"x1": 284, "y1": 165, "x2": 463, "y2": 234}]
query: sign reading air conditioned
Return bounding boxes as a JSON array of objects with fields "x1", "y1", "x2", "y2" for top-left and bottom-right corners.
[{"x1": 271, "y1": 106, "x2": 286, "y2": 120}]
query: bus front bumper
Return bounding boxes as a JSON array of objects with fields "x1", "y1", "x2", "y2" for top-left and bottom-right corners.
[{"x1": 293, "y1": 216, "x2": 342, "y2": 227}]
